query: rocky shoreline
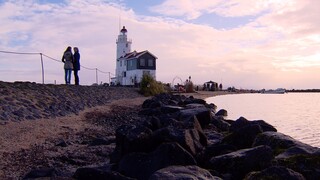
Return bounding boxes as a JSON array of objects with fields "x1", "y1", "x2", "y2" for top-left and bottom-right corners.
[{"x1": 0, "y1": 81, "x2": 319, "y2": 179}]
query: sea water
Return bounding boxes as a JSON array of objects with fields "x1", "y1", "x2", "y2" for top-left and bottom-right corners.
[{"x1": 206, "y1": 93, "x2": 320, "y2": 148}]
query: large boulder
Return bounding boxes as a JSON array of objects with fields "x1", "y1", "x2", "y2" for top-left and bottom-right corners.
[
  {"x1": 253, "y1": 131, "x2": 312, "y2": 155},
  {"x1": 179, "y1": 107, "x2": 212, "y2": 128},
  {"x1": 275, "y1": 153, "x2": 320, "y2": 179},
  {"x1": 141, "y1": 98, "x2": 162, "y2": 109},
  {"x1": 229, "y1": 117, "x2": 277, "y2": 133},
  {"x1": 23, "y1": 168, "x2": 59, "y2": 179},
  {"x1": 118, "y1": 142, "x2": 196, "y2": 180},
  {"x1": 73, "y1": 166, "x2": 134, "y2": 180},
  {"x1": 244, "y1": 166, "x2": 306, "y2": 180},
  {"x1": 151, "y1": 127, "x2": 207, "y2": 156},
  {"x1": 110, "y1": 124, "x2": 154, "y2": 163},
  {"x1": 197, "y1": 143, "x2": 237, "y2": 168},
  {"x1": 276, "y1": 145, "x2": 320, "y2": 159},
  {"x1": 222, "y1": 124, "x2": 263, "y2": 149},
  {"x1": 149, "y1": 165, "x2": 222, "y2": 180},
  {"x1": 208, "y1": 145, "x2": 273, "y2": 179},
  {"x1": 215, "y1": 109, "x2": 228, "y2": 116},
  {"x1": 160, "y1": 105, "x2": 184, "y2": 114},
  {"x1": 211, "y1": 116, "x2": 230, "y2": 132}
]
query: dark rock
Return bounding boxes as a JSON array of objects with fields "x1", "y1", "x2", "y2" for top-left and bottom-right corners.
[
  {"x1": 142, "y1": 98, "x2": 162, "y2": 109},
  {"x1": 185, "y1": 103, "x2": 206, "y2": 109},
  {"x1": 89, "y1": 137, "x2": 114, "y2": 146},
  {"x1": 215, "y1": 109, "x2": 227, "y2": 116},
  {"x1": 161, "y1": 105, "x2": 184, "y2": 114},
  {"x1": 230, "y1": 116, "x2": 277, "y2": 133},
  {"x1": 208, "y1": 145, "x2": 273, "y2": 179},
  {"x1": 149, "y1": 165, "x2": 222, "y2": 180},
  {"x1": 207, "y1": 103, "x2": 217, "y2": 112},
  {"x1": 151, "y1": 127, "x2": 206, "y2": 156},
  {"x1": 118, "y1": 142, "x2": 196, "y2": 180},
  {"x1": 179, "y1": 107, "x2": 212, "y2": 128},
  {"x1": 23, "y1": 168, "x2": 58, "y2": 179},
  {"x1": 222, "y1": 124, "x2": 263, "y2": 149},
  {"x1": 138, "y1": 108, "x2": 162, "y2": 116},
  {"x1": 212, "y1": 116, "x2": 230, "y2": 132},
  {"x1": 111, "y1": 124, "x2": 154, "y2": 163},
  {"x1": 205, "y1": 131, "x2": 224, "y2": 145},
  {"x1": 276, "y1": 145, "x2": 320, "y2": 159},
  {"x1": 275, "y1": 153, "x2": 320, "y2": 179},
  {"x1": 184, "y1": 98, "x2": 207, "y2": 105},
  {"x1": 74, "y1": 166, "x2": 134, "y2": 180},
  {"x1": 197, "y1": 144, "x2": 237, "y2": 168},
  {"x1": 55, "y1": 139, "x2": 68, "y2": 147},
  {"x1": 253, "y1": 131, "x2": 311, "y2": 155},
  {"x1": 244, "y1": 166, "x2": 306, "y2": 180}
]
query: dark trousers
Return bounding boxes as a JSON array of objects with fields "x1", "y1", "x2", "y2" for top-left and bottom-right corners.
[{"x1": 74, "y1": 70, "x2": 79, "y2": 85}]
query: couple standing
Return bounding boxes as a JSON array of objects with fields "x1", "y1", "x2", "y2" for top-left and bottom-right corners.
[{"x1": 62, "y1": 46, "x2": 80, "y2": 85}]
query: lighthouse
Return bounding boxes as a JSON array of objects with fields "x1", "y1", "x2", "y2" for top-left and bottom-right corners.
[
  {"x1": 116, "y1": 26, "x2": 132, "y2": 59},
  {"x1": 113, "y1": 26, "x2": 157, "y2": 86}
]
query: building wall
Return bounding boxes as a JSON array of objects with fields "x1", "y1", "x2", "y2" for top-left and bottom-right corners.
[
  {"x1": 136, "y1": 54, "x2": 156, "y2": 70},
  {"x1": 124, "y1": 69, "x2": 156, "y2": 86}
]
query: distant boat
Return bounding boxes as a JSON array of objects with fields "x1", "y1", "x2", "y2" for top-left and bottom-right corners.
[{"x1": 261, "y1": 88, "x2": 286, "y2": 94}]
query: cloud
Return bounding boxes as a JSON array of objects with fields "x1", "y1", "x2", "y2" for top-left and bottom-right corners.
[{"x1": 0, "y1": 0, "x2": 319, "y2": 89}]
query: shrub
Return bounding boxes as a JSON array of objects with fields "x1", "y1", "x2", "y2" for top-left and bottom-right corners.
[{"x1": 140, "y1": 74, "x2": 166, "y2": 96}]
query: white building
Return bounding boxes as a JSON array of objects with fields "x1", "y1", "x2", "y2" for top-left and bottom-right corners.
[{"x1": 112, "y1": 26, "x2": 158, "y2": 86}]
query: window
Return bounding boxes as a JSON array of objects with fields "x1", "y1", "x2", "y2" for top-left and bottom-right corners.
[
  {"x1": 120, "y1": 60, "x2": 122, "y2": 67},
  {"x1": 148, "y1": 59, "x2": 153, "y2": 67},
  {"x1": 123, "y1": 71, "x2": 126, "y2": 77},
  {"x1": 140, "y1": 59, "x2": 145, "y2": 66}
]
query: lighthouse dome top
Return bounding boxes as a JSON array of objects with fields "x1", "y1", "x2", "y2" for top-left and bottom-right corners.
[{"x1": 120, "y1": 26, "x2": 127, "y2": 34}]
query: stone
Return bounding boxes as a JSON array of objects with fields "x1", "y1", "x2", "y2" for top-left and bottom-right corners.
[
  {"x1": 209, "y1": 145, "x2": 273, "y2": 179},
  {"x1": 211, "y1": 116, "x2": 230, "y2": 132},
  {"x1": 23, "y1": 168, "x2": 58, "y2": 179},
  {"x1": 111, "y1": 124, "x2": 154, "y2": 163},
  {"x1": 74, "y1": 166, "x2": 134, "y2": 180},
  {"x1": 149, "y1": 165, "x2": 222, "y2": 180},
  {"x1": 215, "y1": 109, "x2": 228, "y2": 116},
  {"x1": 222, "y1": 124, "x2": 263, "y2": 149},
  {"x1": 179, "y1": 107, "x2": 212, "y2": 128},
  {"x1": 244, "y1": 166, "x2": 306, "y2": 180},
  {"x1": 151, "y1": 127, "x2": 207, "y2": 156},
  {"x1": 118, "y1": 142, "x2": 196, "y2": 180},
  {"x1": 253, "y1": 131, "x2": 311, "y2": 154},
  {"x1": 229, "y1": 116, "x2": 277, "y2": 133}
]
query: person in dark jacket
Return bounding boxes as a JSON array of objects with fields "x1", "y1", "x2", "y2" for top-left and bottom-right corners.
[
  {"x1": 73, "y1": 47, "x2": 80, "y2": 85},
  {"x1": 62, "y1": 46, "x2": 74, "y2": 84}
]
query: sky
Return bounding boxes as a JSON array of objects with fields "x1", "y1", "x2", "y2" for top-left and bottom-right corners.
[{"x1": 0, "y1": 0, "x2": 319, "y2": 89}]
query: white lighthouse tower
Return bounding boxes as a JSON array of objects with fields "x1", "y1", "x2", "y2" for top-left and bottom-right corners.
[
  {"x1": 115, "y1": 26, "x2": 132, "y2": 84},
  {"x1": 116, "y1": 26, "x2": 131, "y2": 59}
]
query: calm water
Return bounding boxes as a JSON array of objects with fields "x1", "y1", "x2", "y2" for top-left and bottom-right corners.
[{"x1": 206, "y1": 93, "x2": 320, "y2": 148}]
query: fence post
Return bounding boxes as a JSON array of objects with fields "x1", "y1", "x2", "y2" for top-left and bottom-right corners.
[
  {"x1": 40, "y1": 53, "x2": 44, "y2": 84},
  {"x1": 108, "y1": 72, "x2": 110, "y2": 84},
  {"x1": 96, "y1": 68, "x2": 98, "y2": 84}
]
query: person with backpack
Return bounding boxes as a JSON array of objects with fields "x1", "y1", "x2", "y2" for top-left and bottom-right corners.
[
  {"x1": 62, "y1": 46, "x2": 74, "y2": 84},
  {"x1": 73, "y1": 47, "x2": 80, "y2": 85}
]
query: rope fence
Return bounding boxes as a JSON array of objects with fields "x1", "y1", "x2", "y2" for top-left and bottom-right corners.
[{"x1": 0, "y1": 50, "x2": 115, "y2": 85}]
